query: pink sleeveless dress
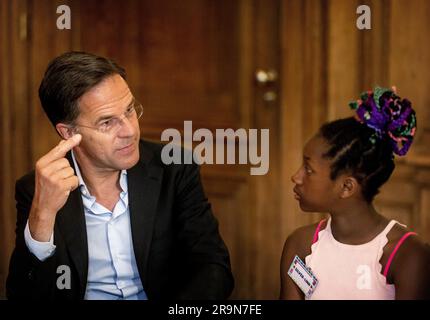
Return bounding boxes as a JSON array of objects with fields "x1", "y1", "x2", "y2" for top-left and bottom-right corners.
[{"x1": 304, "y1": 217, "x2": 416, "y2": 300}]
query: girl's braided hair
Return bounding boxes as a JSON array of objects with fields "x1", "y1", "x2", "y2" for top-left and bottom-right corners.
[{"x1": 319, "y1": 87, "x2": 417, "y2": 202}]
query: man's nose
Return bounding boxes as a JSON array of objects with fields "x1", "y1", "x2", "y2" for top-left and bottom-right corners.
[{"x1": 117, "y1": 117, "x2": 137, "y2": 137}]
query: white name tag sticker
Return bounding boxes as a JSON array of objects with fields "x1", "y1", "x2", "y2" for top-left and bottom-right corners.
[{"x1": 288, "y1": 255, "x2": 318, "y2": 298}]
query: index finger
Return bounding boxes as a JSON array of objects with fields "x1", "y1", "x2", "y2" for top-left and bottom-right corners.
[{"x1": 39, "y1": 134, "x2": 82, "y2": 165}]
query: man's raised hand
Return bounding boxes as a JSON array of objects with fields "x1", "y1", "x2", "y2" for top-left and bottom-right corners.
[{"x1": 28, "y1": 134, "x2": 82, "y2": 242}]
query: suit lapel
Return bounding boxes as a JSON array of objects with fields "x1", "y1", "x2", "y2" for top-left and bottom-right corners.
[
  {"x1": 54, "y1": 144, "x2": 162, "y2": 298},
  {"x1": 128, "y1": 144, "x2": 163, "y2": 288},
  {"x1": 56, "y1": 153, "x2": 88, "y2": 299}
]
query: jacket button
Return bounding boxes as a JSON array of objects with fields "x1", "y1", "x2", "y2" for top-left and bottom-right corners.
[{"x1": 28, "y1": 270, "x2": 34, "y2": 280}]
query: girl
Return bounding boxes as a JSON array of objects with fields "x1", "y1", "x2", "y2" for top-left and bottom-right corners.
[{"x1": 280, "y1": 87, "x2": 430, "y2": 300}]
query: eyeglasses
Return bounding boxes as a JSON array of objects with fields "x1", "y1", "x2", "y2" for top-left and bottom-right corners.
[{"x1": 72, "y1": 102, "x2": 143, "y2": 135}]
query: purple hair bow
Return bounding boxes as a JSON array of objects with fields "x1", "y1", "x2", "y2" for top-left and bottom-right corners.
[{"x1": 349, "y1": 87, "x2": 417, "y2": 156}]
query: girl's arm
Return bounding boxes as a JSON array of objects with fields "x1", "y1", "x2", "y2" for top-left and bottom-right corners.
[
  {"x1": 391, "y1": 237, "x2": 430, "y2": 300},
  {"x1": 280, "y1": 224, "x2": 318, "y2": 300},
  {"x1": 280, "y1": 234, "x2": 305, "y2": 300}
]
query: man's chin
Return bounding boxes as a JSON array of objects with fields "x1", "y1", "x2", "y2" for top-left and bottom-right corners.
[
  {"x1": 122, "y1": 158, "x2": 139, "y2": 170},
  {"x1": 125, "y1": 153, "x2": 140, "y2": 169},
  {"x1": 115, "y1": 148, "x2": 140, "y2": 170}
]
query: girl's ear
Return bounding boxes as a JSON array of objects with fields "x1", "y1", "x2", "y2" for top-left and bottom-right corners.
[
  {"x1": 55, "y1": 123, "x2": 75, "y2": 140},
  {"x1": 339, "y1": 176, "x2": 359, "y2": 199}
]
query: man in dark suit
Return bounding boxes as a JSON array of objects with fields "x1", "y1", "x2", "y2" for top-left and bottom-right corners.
[{"x1": 6, "y1": 51, "x2": 233, "y2": 300}]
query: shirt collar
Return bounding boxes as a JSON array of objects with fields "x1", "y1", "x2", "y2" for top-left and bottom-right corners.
[{"x1": 71, "y1": 150, "x2": 128, "y2": 199}]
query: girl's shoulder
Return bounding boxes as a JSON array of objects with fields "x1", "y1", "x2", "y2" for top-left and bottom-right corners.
[
  {"x1": 385, "y1": 222, "x2": 428, "y2": 256},
  {"x1": 283, "y1": 219, "x2": 328, "y2": 262},
  {"x1": 382, "y1": 221, "x2": 430, "y2": 286}
]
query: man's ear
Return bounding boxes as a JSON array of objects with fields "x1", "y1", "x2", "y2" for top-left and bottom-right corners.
[
  {"x1": 56, "y1": 123, "x2": 74, "y2": 140},
  {"x1": 339, "y1": 176, "x2": 359, "y2": 199}
]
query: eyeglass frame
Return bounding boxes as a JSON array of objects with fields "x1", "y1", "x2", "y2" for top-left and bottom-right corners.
[{"x1": 69, "y1": 99, "x2": 143, "y2": 135}]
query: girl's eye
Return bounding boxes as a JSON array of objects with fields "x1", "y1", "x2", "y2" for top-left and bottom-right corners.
[{"x1": 304, "y1": 165, "x2": 312, "y2": 174}]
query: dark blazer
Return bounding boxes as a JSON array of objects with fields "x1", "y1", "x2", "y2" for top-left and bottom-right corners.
[{"x1": 7, "y1": 139, "x2": 234, "y2": 300}]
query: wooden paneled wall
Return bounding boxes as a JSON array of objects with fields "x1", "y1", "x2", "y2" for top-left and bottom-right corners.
[
  {"x1": 0, "y1": 0, "x2": 33, "y2": 299},
  {"x1": 1, "y1": 0, "x2": 429, "y2": 299},
  {"x1": 0, "y1": 0, "x2": 282, "y2": 300},
  {"x1": 280, "y1": 0, "x2": 430, "y2": 254},
  {"x1": 327, "y1": 0, "x2": 430, "y2": 242}
]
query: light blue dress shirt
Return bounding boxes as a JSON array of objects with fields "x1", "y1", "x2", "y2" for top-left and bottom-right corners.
[{"x1": 24, "y1": 151, "x2": 147, "y2": 300}]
